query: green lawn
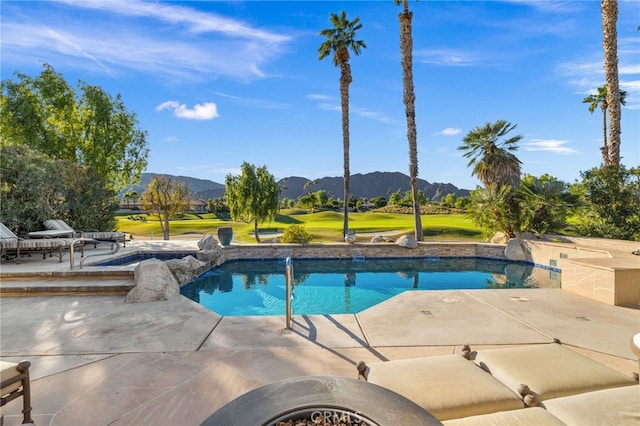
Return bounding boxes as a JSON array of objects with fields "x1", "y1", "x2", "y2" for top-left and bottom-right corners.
[{"x1": 116, "y1": 210, "x2": 483, "y2": 243}]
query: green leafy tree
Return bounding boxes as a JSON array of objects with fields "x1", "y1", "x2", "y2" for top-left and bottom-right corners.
[
  {"x1": 0, "y1": 64, "x2": 149, "y2": 192},
  {"x1": 395, "y1": 0, "x2": 423, "y2": 241},
  {"x1": 319, "y1": 11, "x2": 366, "y2": 239},
  {"x1": 77, "y1": 82, "x2": 149, "y2": 191},
  {"x1": 466, "y1": 185, "x2": 518, "y2": 238},
  {"x1": 207, "y1": 198, "x2": 229, "y2": 214},
  {"x1": 296, "y1": 193, "x2": 316, "y2": 211},
  {"x1": 441, "y1": 193, "x2": 458, "y2": 209},
  {"x1": 59, "y1": 164, "x2": 118, "y2": 232},
  {"x1": 312, "y1": 190, "x2": 329, "y2": 210},
  {"x1": 225, "y1": 162, "x2": 279, "y2": 242},
  {"x1": 280, "y1": 198, "x2": 295, "y2": 209},
  {"x1": 582, "y1": 85, "x2": 627, "y2": 165},
  {"x1": 388, "y1": 189, "x2": 403, "y2": 206},
  {"x1": 570, "y1": 166, "x2": 640, "y2": 240},
  {"x1": 141, "y1": 176, "x2": 190, "y2": 240},
  {"x1": 454, "y1": 196, "x2": 471, "y2": 210},
  {"x1": 0, "y1": 144, "x2": 116, "y2": 234},
  {"x1": 371, "y1": 196, "x2": 388, "y2": 208},
  {"x1": 517, "y1": 174, "x2": 575, "y2": 235},
  {"x1": 0, "y1": 145, "x2": 65, "y2": 234}
]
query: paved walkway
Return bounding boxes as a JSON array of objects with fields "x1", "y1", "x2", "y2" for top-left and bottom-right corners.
[{"x1": 1, "y1": 240, "x2": 638, "y2": 425}]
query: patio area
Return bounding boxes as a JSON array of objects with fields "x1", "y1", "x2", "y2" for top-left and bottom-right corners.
[{"x1": 1, "y1": 238, "x2": 638, "y2": 425}]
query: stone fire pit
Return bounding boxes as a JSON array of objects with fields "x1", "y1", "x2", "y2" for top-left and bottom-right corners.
[{"x1": 201, "y1": 376, "x2": 442, "y2": 425}]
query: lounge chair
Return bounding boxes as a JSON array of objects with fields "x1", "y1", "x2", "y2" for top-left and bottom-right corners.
[
  {"x1": 0, "y1": 222, "x2": 69, "y2": 263},
  {"x1": 44, "y1": 219, "x2": 126, "y2": 247},
  {"x1": 1, "y1": 360, "x2": 33, "y2": 424},
  {"x1": 360, "y1": 342, "x2": 639, "y2": 424}
]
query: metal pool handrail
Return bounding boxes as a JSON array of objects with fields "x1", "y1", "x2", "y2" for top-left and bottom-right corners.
[{"x1": 285, "y1": 257, "x2": 294, "y2": 329}]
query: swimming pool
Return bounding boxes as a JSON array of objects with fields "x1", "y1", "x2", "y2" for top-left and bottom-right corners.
[{"x1": 181, "y1": 258, "x2": 560, "y2": 316}]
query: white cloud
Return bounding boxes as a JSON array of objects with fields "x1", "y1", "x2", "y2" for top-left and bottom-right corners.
[
  {"x1": 214, "y1": 92, "x2": 289, "y2": 110},
  {"x1": 156, "y1": 101, "x2": 219, "y2": 120},
  {"x1": 417, "y1": 49, "x2": 477, "y2": 67},
  {"x1": 2, "y1": 1, "x2": 291, "y2": 82},
  {"x1": 307, "y1": 94, "x2": 332, "y2": 101},
  {"x1": 351, "y1": 106, "x2": 395, "y2": 124},
  {"x1": 439, "y1": 128, "x2": 462, "y2": 136},
  {"x1": 524, "y1": 139, "x2": 577, "y2": 155},
  {"x1": 53, "y1": 0, "x2": 288, "y2": 43}
]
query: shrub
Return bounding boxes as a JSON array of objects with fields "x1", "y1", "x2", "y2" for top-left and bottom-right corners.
[{"x1": 281, "y1": 225, "x2": 312, "y2": 244}]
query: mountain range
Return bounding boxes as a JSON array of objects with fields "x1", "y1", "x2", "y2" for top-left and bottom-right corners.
[{"x1": 124, "y1": 172, "x2": 471, "y2": 201}]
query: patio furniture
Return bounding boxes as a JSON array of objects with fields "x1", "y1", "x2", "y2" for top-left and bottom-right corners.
[
  {"x1": 361, "y1": 342, "x2": 639, "y2": 424},
  {"x1": 0, "y1": 222, "x2": 69, "y2": 263},
  {"x1": 361, "y1": 353, "x2": 525, "y2": 421},
  {"x1": 44, "y1": 219, "x2": 126, "y2": 247},
  {"x1": 1, "y1": 360, "x2": 33, "y2": 424}
]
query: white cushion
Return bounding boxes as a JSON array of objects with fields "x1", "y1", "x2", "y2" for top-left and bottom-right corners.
[
  {"x1": 474, "y1": 344, "x2": 637, "y2": 400},
  {"x1": 443, "y1": 407, "x2": 565, "y2": 426},
  {"x1": 0, "y1": 361, "x2": 21, "y2": 396},
  {"x1": 543, "y1": 385, "x2": 640, "y2": 426},
  {"x1": 367, "y1": 355, "x2": 524, "y2": 420}
]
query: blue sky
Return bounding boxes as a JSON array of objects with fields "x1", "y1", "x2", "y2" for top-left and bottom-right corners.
[{"x1": 2, "y1": 0, "x2": 639, "y2": 191}]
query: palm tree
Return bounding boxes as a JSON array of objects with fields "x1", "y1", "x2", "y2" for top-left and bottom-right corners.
[
  {"x1": 319, "y1": 11, "x2": 366, "y2": 239},
  {"x1": 582, "y1": 85, "x2": 627, "y2": 165},
  {"x1": 601, "y1": 0, "x2": 622, "y2": 166},
  {"x1": 458, "y1": 120, "x2": 523, "y2": 189},
  {"x1": 395, "y1": 0, "x2": 423, "y2": 241}
]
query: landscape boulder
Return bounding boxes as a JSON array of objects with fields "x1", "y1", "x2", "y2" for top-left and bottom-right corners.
[
  {"x1": 504, "y1": 238, "x2": 528, "y2": 261},
  {"x1": 370, "y1": 235, "x2": 394, "y2": 243},
  {"x1": 165, "y1": 255, "x2": 208, "y2": 286},
  {"x1": 396, "y1": 234, "x2": 417, "y2": 249},
  {"x1": 126, "y1": 258, "x2": 179, "y2": 303},
  {"x1": 198, "y1": 234, "x2": 219, "y2": 251},
  {"x1": 491, "y1": 232, "x2": 509, "y2": 244},
  {"x1": 344, "y1": 230, "x2": 357, "y2": 244},
  {"x1": 196, "y1": 234, "x2": 225, "y2": 266}
]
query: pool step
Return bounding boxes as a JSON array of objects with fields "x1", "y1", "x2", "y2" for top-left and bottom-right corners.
[
  {"x1": 0, "y1": 278, "x2": 135, "y2": 297},
  {"x1": 0, "y1": 269, "x2": 133, "y2": 280},
  {"x1": 0, "y1": 270, "x2": 135, "y2": 297}
]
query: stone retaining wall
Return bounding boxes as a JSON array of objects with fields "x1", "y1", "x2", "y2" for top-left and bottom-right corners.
[{"x1": 221, "y1": 242, "x2": 507, "y2": 262}]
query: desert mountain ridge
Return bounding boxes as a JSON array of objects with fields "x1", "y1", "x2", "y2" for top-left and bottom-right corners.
[{"x1": 122, "y1": 171, "x2": 471, "y2": 201}]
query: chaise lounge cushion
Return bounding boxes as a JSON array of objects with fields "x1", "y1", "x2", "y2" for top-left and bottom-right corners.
[
  {"x1": 442, "y1": 407, "x2": 565, "y2": 426},
  {"x1": 0, "y1": 361, "x2": 22, "y2": 396},
  {"x1": 44, "y1": 219, "x2": 125, "y2": 245},
  {"x1": 542, "y1": 385, "x2": 640, "y2": 426},
  {"x1": 474, "y1": 343, "x2": 637, "y2": 401},
  {"x1": 366, "y1": 355, "x2": 524, "y2": 421},
  {"x1": 0, "y1": 222, "x2": 69, "y2": 257}
]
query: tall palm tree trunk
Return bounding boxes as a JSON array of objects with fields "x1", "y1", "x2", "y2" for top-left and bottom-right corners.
[
  {"x1": 602, "y1": 0, "x2": 621, "y2": 166},
  {"x1": 340, "y1": 62, "x2": 352, "y2": 238},
  {"x1": 600, "y1": 103, "x2": 609, "y2": 165},
  {"x1": 399, "y1": 6, "x2": 423, "y2": 241}
]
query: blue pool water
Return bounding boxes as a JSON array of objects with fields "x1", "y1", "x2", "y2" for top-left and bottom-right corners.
[{"x1": 181, "y1": 258, "x2": 560, "y2": 316}]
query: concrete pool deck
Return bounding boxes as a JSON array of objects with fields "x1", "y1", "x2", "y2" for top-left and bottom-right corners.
[{"x1": 1, "y1": 238, "x2": 639, "y2": 425}]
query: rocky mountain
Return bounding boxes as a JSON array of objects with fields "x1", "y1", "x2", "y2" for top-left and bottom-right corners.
[
  {"x1": 121, "y1": 173, "x2": 225, "y2": 199},
  {"x1": 125, "y1": 172, "x2": 470, "y2": 201},
  {"x1": 279, "y1": 172, "x2": 469, "y2": 201}
]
